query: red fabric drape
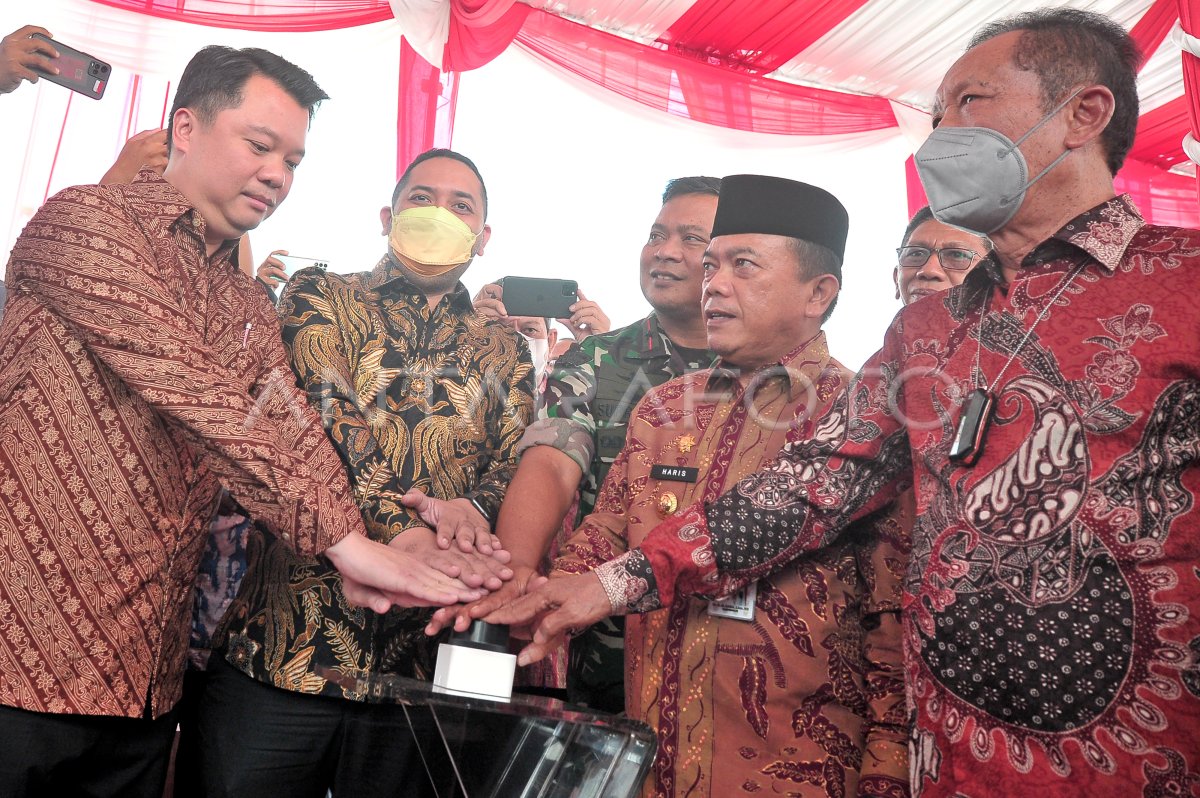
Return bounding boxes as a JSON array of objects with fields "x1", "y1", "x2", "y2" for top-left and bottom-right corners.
[
  {"x1": 444, "y1": 0, "x2": 532, "y2": 72},
  {"x1": 1131, "y1": 0, "x2": 1182, "y2": 59},
  {"x1": 1116, "y1": 0, "x2": 1188, "y2": 172},
  {"x1": 1114, "y1": 156, "x2": 1200, "y2": 227},
  {"x1": 88, "y1": 0, "x2": 393, "y2": 31},
  {"x1": 513, "y1": 9, "x2": 895, "y2": 136},
  {"x1": 1129, "y1": 96, "x2": 1191, "y2": 170},
  {"x1": 904, "y1": 155, "x2": 927, "y2": 219},
  {"x1": 1178, "y1": 0, "x2": 1200, "y2": 208},
  {"x1": 659, "y1": 0, "x2": 871, "y2": 75},
  {"x1": 397, "y1": 39, "x2": 459, "y2": 178},
  {"x1": 1112, "y1": 0, "x2": 1200, "y2": 228}
]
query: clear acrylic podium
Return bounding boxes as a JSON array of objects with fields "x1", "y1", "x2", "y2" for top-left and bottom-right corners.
[{"x1": 319, "y1": 667, "x2": 655, "y2": 798}]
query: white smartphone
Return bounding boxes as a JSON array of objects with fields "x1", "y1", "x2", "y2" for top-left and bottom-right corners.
[{"x1": 274, "y1": 255, "x2": 330, "y2": 279}]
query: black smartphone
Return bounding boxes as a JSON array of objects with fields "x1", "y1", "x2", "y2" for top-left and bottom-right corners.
[
  {"x1": 500, "y1": 276, "x2": 578, "y2": 319},
  {"x1": 31, "y1": 34, "x2": 111, "y2": 100}
]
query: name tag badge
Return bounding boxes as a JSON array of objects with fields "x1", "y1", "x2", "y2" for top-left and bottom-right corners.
[
  {"x1": 707, "y1": 582, "x2": 757, "y2": 622},
  {"x1": 650, "y1": 464, "x2": 699, "y2": 483}
]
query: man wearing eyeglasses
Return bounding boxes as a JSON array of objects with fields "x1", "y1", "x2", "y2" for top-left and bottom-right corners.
[
  {"x1": 893, "y1": 206, "x2": 990, "y2": 305},
  {"x1": 488, "y1": 9, "x2": 1200, "y2": 797}
]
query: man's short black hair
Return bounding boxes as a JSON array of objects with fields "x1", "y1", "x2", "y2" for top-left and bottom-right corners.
[
  {"x1": 787, "y1": 238, "x2": 842, "y2": 323},
  {"x1": 662, "y1": 176, "x2": 722, "y2": 205},
  {"x1": 900, "y1": 206, "x2": 993, "y2": 252},
  {"x1": 968, "y1": 8, "x2": 1142, "y2": 175},
  {"x1": 901, "y1": 206, "x2": 936, "y2": 247},
  {"x1": 167, "y1": 46, "x2": 328, "y2": 151},
  {"x1": 392, "y1": 148, "x2": 489, "y2": 220}
]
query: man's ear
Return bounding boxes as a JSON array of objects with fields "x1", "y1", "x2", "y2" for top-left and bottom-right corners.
[
  {"x1": 893, "y1": 267, "x2": 902, "y2": 302},
  {"x1": 474, "y1": 224, "x2": 492, "y2": 256},
  {"x1": 546, "y1": 327, "x2": 558, "y2": 352},
  {"x1": 1064, "y1": 84, "x2": 1115, "y2": 151},
  {"x1": 379, "y1": 206, "x2": 393, "y2": 236},
  {"x1": 807, "y1": 274, "x2": 841, "y2": 319},
  {"x1": 170, "y1": 108, "x2": 196, "y2": 157}
]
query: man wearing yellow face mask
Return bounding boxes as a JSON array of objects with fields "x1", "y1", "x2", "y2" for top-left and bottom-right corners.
[{"x1": 198, "y1": 149, "x2": 536, "y2": 796}]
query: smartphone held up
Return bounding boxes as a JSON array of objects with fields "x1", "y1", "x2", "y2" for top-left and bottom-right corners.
[
  {"x1": 264, "y1": 255, "x2": 329, "y2": 307},
  {"x1": 275, "y1": 255, "x2": 331, "y2": 279},
  {"x1": 30, "y1": 33, "x2": 110, "y2": 99},
  {"x1": 499, "y1": 276, "x2": 578, "y2": 319}
]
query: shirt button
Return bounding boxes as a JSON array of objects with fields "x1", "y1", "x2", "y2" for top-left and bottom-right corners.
[
  {"x1": 281, "y1": 532, "x2": 291, "y2": 541},
  {"x1": 192, "y1": 216, "x2": 201, "y2": 228}
]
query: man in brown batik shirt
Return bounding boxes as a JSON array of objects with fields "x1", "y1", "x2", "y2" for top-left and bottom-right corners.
[{"x1": 0, "y1": 47, "x2": 482, "y2": 798}]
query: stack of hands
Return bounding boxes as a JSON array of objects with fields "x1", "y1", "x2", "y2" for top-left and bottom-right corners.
[
  {"x1": 341, "y1": 488, "x2": 609, "y2": 670},
  {"x1": 427, "y1": 562, "x2": 610, "y2": 669},
  {"x1": 330, "y1": 490, "x2": 513, "y2": 614}
]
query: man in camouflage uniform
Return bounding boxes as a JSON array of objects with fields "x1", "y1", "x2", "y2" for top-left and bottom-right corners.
[{"x1": 444, "y1": 176, "x2": 720, "y2": 711}]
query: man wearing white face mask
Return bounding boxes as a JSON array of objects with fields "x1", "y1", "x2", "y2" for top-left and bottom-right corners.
[
  {"x1": 510, "y1": 313, "x2": 556, "y2": 389},
  {"x1": 479, "y1": 10, "x2": 1200, "y2": 798},
  {"x1": 197, "y1": 149, "x2": 534, "y2": 797}
]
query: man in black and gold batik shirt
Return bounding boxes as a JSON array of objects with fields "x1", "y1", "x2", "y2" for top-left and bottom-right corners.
[{"x1": 199, "y1": 149, "x2": 534, "y2": 797}]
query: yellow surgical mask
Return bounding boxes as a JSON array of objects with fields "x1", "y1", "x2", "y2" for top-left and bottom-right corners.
[{"x1": 388, "y1": 206, "x2": 480, "y2": 277}]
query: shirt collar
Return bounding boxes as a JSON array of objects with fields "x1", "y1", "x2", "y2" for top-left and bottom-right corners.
[
  {"x1": 363, "y1": 255, "x2": 474, "y2": 315},
  {"x1": 966, "y1": 193, "x2": 1145, "y2": 292},
  {"x1": 135, "y1": 170, "x2": 237, "y2": 266},
  {"x1": 706, "y1": 330, "x2": 832, "y2": 397},
  {"x1": 621, "y1": 313, "x2": 670, "y2": 361},
  {"x1": 626, "y1": 312, "x2": 717, "y2": 366},
  {"x1": 1055, "y1": 193, "x2": 1144, "y2": 273}
]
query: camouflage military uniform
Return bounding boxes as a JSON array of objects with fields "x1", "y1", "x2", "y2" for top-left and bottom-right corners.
[{"x1": 518, "y1": 313, "x2": 713, "y2": 711}]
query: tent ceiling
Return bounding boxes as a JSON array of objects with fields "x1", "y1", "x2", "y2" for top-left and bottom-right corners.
[
  {"x1": 67, "y1": 0, "x2": 1200, "y2": 173},
  {"x1": 521, "y1": 0, "x2": 1193, "y2": 171},
  {"x1": 526, "y1": 0, "x2": 1172, "y2": 111}
]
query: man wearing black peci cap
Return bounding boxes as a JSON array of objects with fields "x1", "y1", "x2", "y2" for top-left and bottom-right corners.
[{"x1": 488, "y1": 175, "x2": 910, "y2": 798}]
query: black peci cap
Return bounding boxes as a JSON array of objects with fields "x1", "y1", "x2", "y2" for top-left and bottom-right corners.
[{"x1": 710, "y1": 174, "x2": 849, "y2": 262}]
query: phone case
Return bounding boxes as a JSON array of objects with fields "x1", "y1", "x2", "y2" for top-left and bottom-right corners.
[
  {"x1": 32, "y1": 34, "x2": 110, "y2": 100},
  {"x1": 276, "y1": 255, "x2": 330, "y2": 278},
  {"x1": 501, "y1": 277, "x2": 578, "y2": 319}
]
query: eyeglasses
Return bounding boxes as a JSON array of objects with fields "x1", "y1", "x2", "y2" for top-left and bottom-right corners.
[{"x1": 896, "y1": 246, "x2": 981, "y2": 271}]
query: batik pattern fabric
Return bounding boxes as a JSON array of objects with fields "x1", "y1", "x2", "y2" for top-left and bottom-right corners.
[
  {"x1": 217, "y1": 259, "x2": 535, "y2": 699},
  {"x1": 599, "y1": 196, "x2": 1200, "y2": 797},
  {"x1": 526, "y1": 314, "x2": 714, "y2": 705},
  {"x1": 556, "y1": 332, "x2": 910, "y2": 798},
  {"x1": 188, "y1": 492, "x2": 251, "y2": 671},
  {"x1": 0, "y1": 171, "x2": 362, "y2": 718}
]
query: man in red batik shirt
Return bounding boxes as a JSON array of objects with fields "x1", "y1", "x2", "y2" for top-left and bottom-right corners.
[{"x1": 491, "y1": 9, "x2": 1200, "y2": 797}]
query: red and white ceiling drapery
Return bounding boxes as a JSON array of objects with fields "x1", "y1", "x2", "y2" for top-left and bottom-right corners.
[{"x1": 24, "y1": 0, "x2": 1200, "y2": 226}]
